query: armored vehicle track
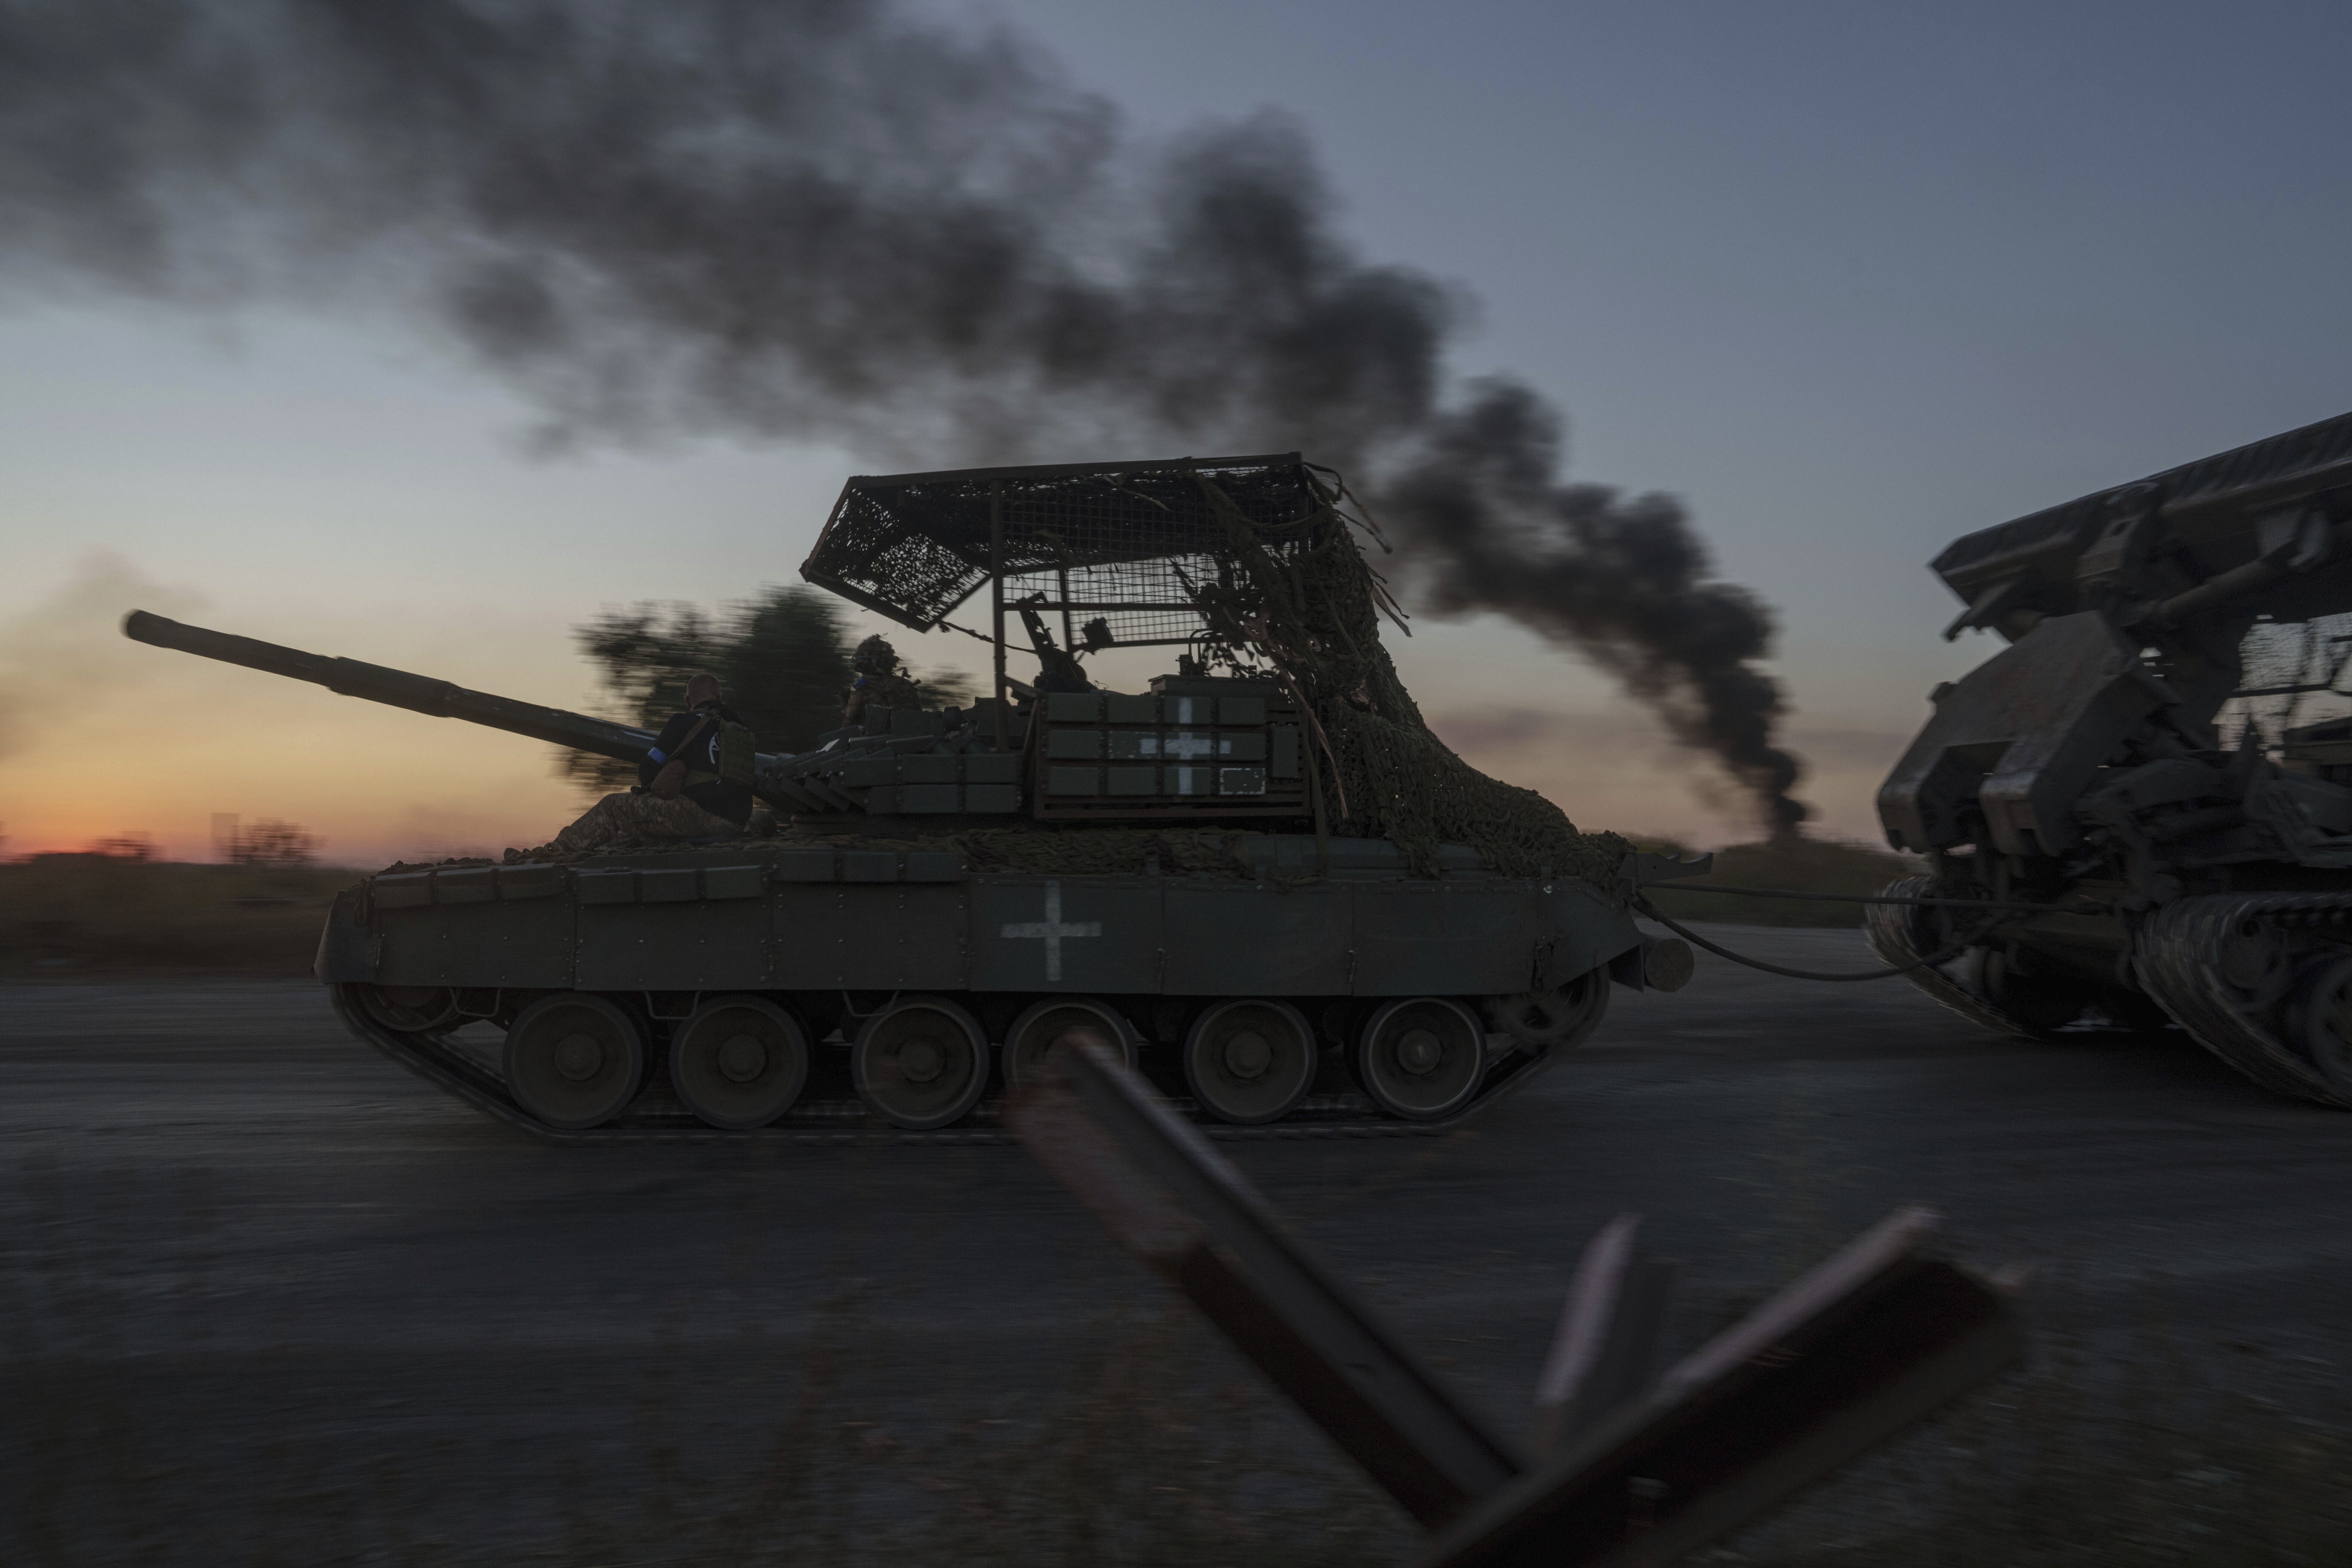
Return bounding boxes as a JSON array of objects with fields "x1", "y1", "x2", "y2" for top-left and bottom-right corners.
[
  {"x1": 331, "y1": 979, "x2": 1602, "y2": 1144},
  {"x1": 2135, "y1": 894, "x2": 2352, "y2": 1109},
  {"x1": 1862, "y1": 878, "x2": 2066, "y2": 1041},
  {"x1": 1868, "y1": 880, "x2": 2352, "y2": 1108}
]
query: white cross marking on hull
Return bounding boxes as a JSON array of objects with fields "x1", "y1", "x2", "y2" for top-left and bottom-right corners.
[{"x1": 1001, "y1": 880, "x2": 1103, "y2": 982}]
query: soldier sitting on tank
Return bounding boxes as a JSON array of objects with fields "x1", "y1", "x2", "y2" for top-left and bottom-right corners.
[
  {"x1": 842, "y1": 635, "x2": 924, "y2": 727},
  {"x1": 1018, "y1": 602, "x2": 1095, "y2": 696},
  {"x1": 553, "y1": 673, "x2": 754, "y2": 853}
]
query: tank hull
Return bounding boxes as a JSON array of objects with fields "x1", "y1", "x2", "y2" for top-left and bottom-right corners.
[{"x1": 319, "y1": 837, "x2": 1650, "y2": 1140}]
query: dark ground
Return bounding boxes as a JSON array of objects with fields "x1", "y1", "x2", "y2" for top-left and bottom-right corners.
[{"x1": 5, "y1": 926, "x2": 2350, "y2": 1565}]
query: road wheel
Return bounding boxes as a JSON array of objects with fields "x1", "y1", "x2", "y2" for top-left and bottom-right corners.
[
  {"x1": 1002, "y1": 998, "x2": 1141, "y2": 1086},
  {"x1": 2216, "y1": 917, "x2": 2293, "y2": 1006},
  {"x1": 1184, "y1": 999, "x2": 1315, "y2": 1125},
  {"x1": 504, "y1": 994, "x2": 647, "y2": 1130},
  {"x1": 360, "y1": 984, "x2": 457, "y2": 1033},
  {"x1": 1356, "y1": 998, "x2": 1486, "y2": 1121},
  {"x1": 1485, "y1": 968, "x2": 1611, "y2": 1052},
  {"x1": 671, "y1": 995, "x2": 809, "y2": 1130},
  {"x1": 853, "y1": 996, "x2": 991, "y2": 1130},
  {"x1": 2286, "y1": 955, "x2": 2352, "y2": 1099}
]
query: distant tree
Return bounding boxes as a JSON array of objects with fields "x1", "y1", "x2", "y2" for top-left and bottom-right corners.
[
  {"x1": 229, "y1": 820, "x2": 319, "y2": 866},
  {"x1": 86, "y1": 833, "x2": 156, "y2": 861},
  {"x1": 565, "y1": 585, "x2": 978, "y2": 798}
]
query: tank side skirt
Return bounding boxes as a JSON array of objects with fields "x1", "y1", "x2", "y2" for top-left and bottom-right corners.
[
  {"x1": 363, "y1": 866, "x2": 1639, "y2": 1001},
  {"x1": 965, "y1": 874, "x2": 1634, "y2": 998}
]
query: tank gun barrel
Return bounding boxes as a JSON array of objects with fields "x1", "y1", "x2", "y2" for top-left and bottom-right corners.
[{"x1": 122, "y1": 610, "x2": 732, "y2": 767}]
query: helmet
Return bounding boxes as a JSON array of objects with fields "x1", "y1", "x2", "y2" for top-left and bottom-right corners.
[{"x1": 852, "y1": 635, "x2": 899, "y2": 675}]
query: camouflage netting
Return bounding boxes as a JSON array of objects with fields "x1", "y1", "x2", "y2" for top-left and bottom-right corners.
[
  {"x1": 396, "y1": 832, "x2": 1241, "y2": 877},
  {"x1": 923, "y1": 824, "x2": 1613, "y2": 883},
  {"x1": 395, "y1": 829, "x2": 1270, "y2": 878},
  {"x1": 1186, "y1": 468, "x2": 1628, "y2": 882}
]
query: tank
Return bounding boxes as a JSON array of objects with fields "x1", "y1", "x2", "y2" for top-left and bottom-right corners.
[
  {"x1": 1871, "y1": 408, "x2": 2352, "y2": 1107},
  {"x1": 126, "y1": 452, "x2": 1697, "y2": 1142}
]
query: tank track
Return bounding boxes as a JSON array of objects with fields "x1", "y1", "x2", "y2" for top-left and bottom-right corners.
[
  {"x1": 331, "y1": 984, "x2": 1582, "y2": 1145},
  {"x1": 1861, "y1": 876, "x2": 2065, "y2": 1040},
  {"x1": 2133, "y1": 893, "x2": 2352, "y2": 1109}
]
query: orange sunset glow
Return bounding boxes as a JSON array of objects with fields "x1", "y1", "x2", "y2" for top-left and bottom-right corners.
[{"x1": 2, "y1": 547, "x2": 1915, "y2": 867}]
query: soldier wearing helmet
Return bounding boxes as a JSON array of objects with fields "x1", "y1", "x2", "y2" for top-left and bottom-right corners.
[
  {"x1": 843, "y1": 635, "x2": 923, "y2": 727},
  {"x1": 550, "y1": 671, "x2": 754, "y2": 853}
]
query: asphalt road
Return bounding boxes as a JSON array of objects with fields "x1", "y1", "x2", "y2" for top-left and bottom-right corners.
[{"x1": 5, "y1": 926, "x2": 2350, "y2": 1564}]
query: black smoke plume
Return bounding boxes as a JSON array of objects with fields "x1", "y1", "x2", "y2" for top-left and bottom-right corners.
[
  {"x1": 0, "y1": 0, "x2": 1808, "y2": 833},
  {"x1": 1385, "y1": 382, "x2": 1809, "y2": 839}
]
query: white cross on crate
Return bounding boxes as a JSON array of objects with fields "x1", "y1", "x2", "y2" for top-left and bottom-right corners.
[
  {"x1": 1136, "y1": 732, "x2": 1216, "y2": 759},
  {"x1": 1001, "y1": 880, "x2": 1103, "y2": 982}
]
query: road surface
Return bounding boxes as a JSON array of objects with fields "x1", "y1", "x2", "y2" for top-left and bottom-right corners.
[{"x1": 4, "y1": 925, "x2": 2348, "y2": 1563}]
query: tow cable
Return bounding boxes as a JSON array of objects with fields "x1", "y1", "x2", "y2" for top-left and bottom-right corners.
[{"x1": 1627, "y1": 880, "x2": 2083, "y2": 985}]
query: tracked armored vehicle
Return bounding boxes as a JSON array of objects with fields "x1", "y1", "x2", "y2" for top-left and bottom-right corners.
[
  {"x1": 1873, "y1": 410, "x2": 2352, "y2": 1107},
  {"x1": 129, "y1": 453, "x2": 1693, "y2": 1142}
]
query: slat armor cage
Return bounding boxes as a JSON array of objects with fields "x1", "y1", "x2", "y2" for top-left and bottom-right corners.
[
  {"x1": 800, "y1": 449, "x2": 1623, "y2": 874},
  {"x1": 800, "y1": 452, "x2": 1326, "y2": 652}
]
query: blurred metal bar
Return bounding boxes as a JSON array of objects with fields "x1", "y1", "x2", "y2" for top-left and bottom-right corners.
[
  {"x1": 1011, "y1": 1040, "x2": 2023, "y2": 1566},
  {"x1": 1005, "y1": 1034, "x2": 1521, "y2": 1527},
  {"x1": 1531, "y1": 1215, "x2": 1676, "y2": 1461},
  {"x1": 1418, "y1": 1207, "x2": 2024, "y2": 1568}
]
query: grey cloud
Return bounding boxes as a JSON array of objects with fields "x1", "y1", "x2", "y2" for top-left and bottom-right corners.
[{"x1": 0, "y1": 0, "x2": 1809, "y2": 832}]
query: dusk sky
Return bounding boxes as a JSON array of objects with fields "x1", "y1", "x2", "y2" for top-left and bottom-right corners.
[{"x1": 4, "y1": 0, "x2": 2348, "y2": 864}]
